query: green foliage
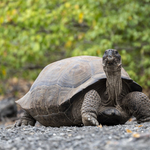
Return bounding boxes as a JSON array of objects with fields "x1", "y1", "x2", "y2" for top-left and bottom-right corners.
[{"x1": 0, "y1": 0, "x2": 150, "y2": 89}]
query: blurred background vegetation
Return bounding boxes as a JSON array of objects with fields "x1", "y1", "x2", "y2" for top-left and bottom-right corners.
[{"x1": 0, "y1": 0, "x2": 150, "y2": 98}]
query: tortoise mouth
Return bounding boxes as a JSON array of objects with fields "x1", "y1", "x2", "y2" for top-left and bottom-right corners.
[
  {"x1": 103, "y1": 58, "x2": 122, "y2": 69},
  {"x1": 105, "y1": 57, "x2": 118, "y2": 66},
  {"x1": 102, "y1": 49, "x2": 122, "y2": 70}
]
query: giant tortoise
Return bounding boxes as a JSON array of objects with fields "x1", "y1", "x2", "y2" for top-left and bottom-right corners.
[{"x1": 15, "y1": 49, "x2": 150, "y2": 127}]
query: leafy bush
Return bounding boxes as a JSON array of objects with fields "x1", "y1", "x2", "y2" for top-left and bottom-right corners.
[{"x1": 0, "y1": 0, "x2": 150, "y2": 90}]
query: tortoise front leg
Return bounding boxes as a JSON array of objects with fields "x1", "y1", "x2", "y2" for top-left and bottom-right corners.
[
  {"x1": 14, "y1": 110, "x2": 36, "y2": 127},
  {"x1": 121, "y1": 92, "x2": 150, "y2": 123},
  {"x1": 81, "y1": 90, "x2": 101, "y2": 126}
]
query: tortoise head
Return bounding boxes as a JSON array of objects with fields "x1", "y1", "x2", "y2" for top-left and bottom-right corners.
[
  {"x1": 102, "y1": 49, "x2": 122, "y2": 71},
  {"x1": 102, "y1": 49, "x2": 122, "y2": 103}
]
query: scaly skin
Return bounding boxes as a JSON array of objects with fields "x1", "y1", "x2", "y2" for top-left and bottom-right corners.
[
  {"x1": 121, "y1": 91, "x2": 150, "y2": 123},
  {"x1": 81, "y1": 89, "x2": 131, "y2": 126},
  {"x1": 14, "y1": 111, "x2": 36, "y2": 127},
  {"x1": 81, "y1": 90, "x2": 150, "y2": 126},
  {"x1": 81, "y1": 90, "x2": 100, "y2": 126}
]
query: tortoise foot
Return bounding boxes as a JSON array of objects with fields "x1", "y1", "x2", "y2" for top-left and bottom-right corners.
[
  {"x1": 137, "y1": 117, "x2": 150, "y2": 124},
  {"x1": 81, "y1": 90, "x2": 101, "y2": 126},
  {"x1": 122, "y1": 92, "x2": 150, "y2": 124},
  {"x1": 82, "y1": 113, "x2": 99, "y2": 126},
  {"x1": 14, "y1": 118, "x2": 35, "y2": 127},
  {"x1": 14, "y1": 111, "x2": 36, "y2": 127}
]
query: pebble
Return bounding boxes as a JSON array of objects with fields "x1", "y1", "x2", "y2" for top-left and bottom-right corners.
[{"x1": 0, "y1": 120, "x2": 150, "y2": 149}]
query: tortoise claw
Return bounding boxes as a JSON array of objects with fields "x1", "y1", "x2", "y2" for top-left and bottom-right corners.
[
  {"x1": 14, "y1": 111, "x2": 36, "y2": 127},
  {"x1": 14, "y1": 120, "x2": 21, "y2": 127},
  {"x1": 14, "y1": 119, "x2": 35, "y2": 127},
  {"x1": 82, "y1": 114, "x2": 99, "y2": 126}
]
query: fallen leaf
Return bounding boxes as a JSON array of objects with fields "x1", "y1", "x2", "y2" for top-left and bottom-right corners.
[
  {"x1": 132, "y1": 133, "x2": 140, "y2": 138},
  {"x1": 138, "y1": 125, "x2": 143, "y2": 127},
  {"x1": 98, "y1": 124, "x2": 103, "y2": 128},
  {"x1": 126, "y1": 129, "x2": 132, "y2": 133},
  {"x1": 128, "y1": 118, "x2": 132, "y2": 122}
]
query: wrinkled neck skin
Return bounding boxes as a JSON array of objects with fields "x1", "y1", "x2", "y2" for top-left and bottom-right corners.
[{"x1": 103, "y1": 65, "x2": 122, "y2": 106}]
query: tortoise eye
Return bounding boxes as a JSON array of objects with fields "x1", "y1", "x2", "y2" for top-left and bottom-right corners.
[
  {"x1": 115, "y1": 51, "x2": 118, "y2": 54},
  {"x1": 104, "y1": 50, "x2": 108, "y2": 54}
]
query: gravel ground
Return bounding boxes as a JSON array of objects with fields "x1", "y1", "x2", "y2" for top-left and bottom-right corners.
[{"x1": 1, "y1": 120, "x2": 150, "y2": 150}]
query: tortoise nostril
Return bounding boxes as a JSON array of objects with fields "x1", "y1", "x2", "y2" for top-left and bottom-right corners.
[{"x1": 107, "y1": 56, "x2": 114, "y2": 61}]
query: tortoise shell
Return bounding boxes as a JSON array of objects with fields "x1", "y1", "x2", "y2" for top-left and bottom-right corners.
[{"x1": 16, "y1": 56, "x2": 142, "y2": 126}]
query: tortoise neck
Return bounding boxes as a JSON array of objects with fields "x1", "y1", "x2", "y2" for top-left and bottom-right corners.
[{"x1": 104, "y1": 67, "x2": 122, "y2": 105}]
